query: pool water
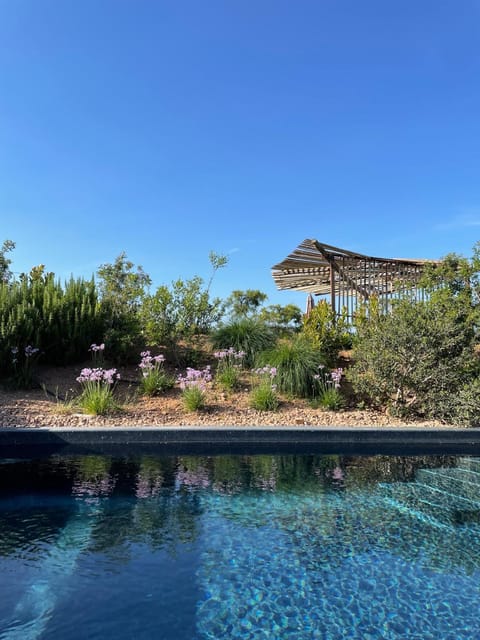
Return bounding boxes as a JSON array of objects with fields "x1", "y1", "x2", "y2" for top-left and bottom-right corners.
[{"x1": 0, "y1": 453, "x2": 480, "y2": 639}]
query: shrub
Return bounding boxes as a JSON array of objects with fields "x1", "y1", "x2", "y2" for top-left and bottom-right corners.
[
  {"x1": 76, "y1": 367, "x2": 120, "y2": 415},
  {"x1": 213, "y1": 347, "x2": 245, "y2": 392},
  {"x1": 0, "y1": 269, "x2": 103, "y2": 375},
  {"x1": 177, "y1": 366, "x2": 212, "y2": 412},
  {"x1": 212, "y1": 318, "x2": 276, "y2": 368},
  {"x1": 349, "y1": 296, "x2": 477, "y2": 420},
  {"x1": 138, "y1": 350, "x2": 174, "y2": 396},
  {"x1": 256, "y1": 336, "x2": 322, "y2": 398},
  {"x1": 249, "y1": 365, "x2": 279, "y2": 411},
  {"x1": 302, "y1": 300, "x2": 352, "y2": 366},
  {"x1": 140, "y1": 253, "x2": 228, "y2": 365},
  {"x1": 97, "y1": 252, "x2": 151, "y2": 364},
  {"x1": 452, "y1": 378, "x2": 480, "y2": 427}
]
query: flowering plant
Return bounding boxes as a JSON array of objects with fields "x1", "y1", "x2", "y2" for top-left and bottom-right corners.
[
  {"x1": 177, "y1": 366, "x2": 212, "y2": 411},
  {"x1": 89, "y1": 343, "x2": 105, "y2": 365},
  {"x1": 138, "y1": 350, "x2": 173, "y2": 396},
  {"x1": 214, "y1": 347, "x2": 245, "y2": 392},
  {"x1": 312, "y1": 366, "x2": 345, "y2": 411},
  {"x1": 250, "y1": 364, "x2": 279, "y2": 411},
  {"x1": 10, "y1": 345, "x2": 41, "y2": 388},
  {"x1": 76, "y1": 366, "x2": 120, "y2": 415}
]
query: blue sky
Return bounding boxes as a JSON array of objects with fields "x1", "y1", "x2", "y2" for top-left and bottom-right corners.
[{"x1": 1, "y1": 0, "x2": 480, "y2": 311}]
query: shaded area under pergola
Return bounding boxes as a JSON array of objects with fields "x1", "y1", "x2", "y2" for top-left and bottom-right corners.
[{"x1": 272, "y1": 239, "x2": 441, "y2": 319}]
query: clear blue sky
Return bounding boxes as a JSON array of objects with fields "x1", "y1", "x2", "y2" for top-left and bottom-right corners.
[{"x1": 1, "y1": 0, "x2": 480, "y2": 311}]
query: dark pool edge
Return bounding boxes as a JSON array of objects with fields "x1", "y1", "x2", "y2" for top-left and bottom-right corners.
[{"x1": 2, "y1": 426, "x2": 480, "y2": 457}]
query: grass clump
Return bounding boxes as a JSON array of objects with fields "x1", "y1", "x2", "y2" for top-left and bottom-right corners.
[
  {"x1": 212, "y1": 318, "x2": 276, "y2": 368},
  {"x1": 177, "y1": 366, "x2": 212, "y2": 412},
  {"x1": 249, "y1": 365, "x2": 279, "y2": 411},
  {"x1": 256, "y1": 336, "x2": 322, "y2": 398},
  {"x1": 213, "y1": 347, "x2": 245, "y2": 393}
]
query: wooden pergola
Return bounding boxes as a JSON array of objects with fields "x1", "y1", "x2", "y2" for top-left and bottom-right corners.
[{"x1": 272, "y1": 239, "x2": 441, "y2": 319}]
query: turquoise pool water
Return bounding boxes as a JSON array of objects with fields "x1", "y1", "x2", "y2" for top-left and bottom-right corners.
[{"x1": 0, "y1": 453, "x2": 479, "y2": 639}]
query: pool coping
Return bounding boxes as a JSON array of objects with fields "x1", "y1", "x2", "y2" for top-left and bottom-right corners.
[{"x1": 1, "y1": 425, "x2": 480, "y2": 456}]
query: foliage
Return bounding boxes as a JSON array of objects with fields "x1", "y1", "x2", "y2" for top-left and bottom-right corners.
[
  {"x1": 349, "y1": 296, "x2": 477, "y2": 420},
  {"x1": 96, "y1": 252, "x2": 151, "y2": 363},
  {"x1": 0, "y1": 240, "x2": 15, "y2": 283},
  {"x1": 213, "y1": 347, "x2": 245, "y2": 392},
  {"x1": 451, "y1": 377, "x2": 480, "y2": 427},
  {"x1": 226, "y1": 289, "x2": 268, "y2": 317},
  {"x1": 138, "y1": 350, "x2": 174, "y2": 396},
  {"x1": 256, "y1": 336, "x2": 322, "y2": 398},
  {"x1": 177, "y1": 366, "x2": 212, "y2": 411},
  {"x1": 302, "y1": 300, "x2": 352, "y2": 366},
  {"x1": 141, "y1": 253, "x2": 228, "y2": 364},
  {"x1": 311, "y1": 387, "x2": 345, "y2": 411},
  {"x1": 212, "y1": 317, "x2": 276, "y2": 368},
  {"x1": 0, "y1": 267, "x2": 103, "y2": 375},
  {"x1": 76, "y1": 367, "x2": 120, "y2": 415},
  {"x1": 258, "y1": 303, "x2": 303, "y2": 334},
  {"x1": 249, "y1": 365, "x2": 279, "y2": 411}
]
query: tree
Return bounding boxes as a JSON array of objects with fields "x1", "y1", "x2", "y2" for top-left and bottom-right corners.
[
  {"x1": 259, "y1": 303, "x2": 302, "y2": 333},
  {"x1": 226, "y1": 289, "x2": 268, "y2": 317},
  {"x1": 97, "y1": 252, "x2": 151, "y2": 316},
  {"x1": 0, "y1": 240, "x2": 15, "y2": 282},
  {"x1": 96, "y1": 252, "x2": 152, "y2": 361}
]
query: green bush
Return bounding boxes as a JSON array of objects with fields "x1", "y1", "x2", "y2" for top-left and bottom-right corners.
[
  {"x1": 140, "y1": 253, "x2": 228, "y2": 365},
  {"x1": 97, "y1": 253, "x2": 151, "y2": 364},
  {"x1": 302, "y1": 300, "x2": 352, "y2": 366},
  {"x1": 349, "y1": 296, "x2": 477, "y2": 420},
  {"x1": 0, "y1": 268, "x2": 103, "y2": 376},
  {"x1": 452, "y1": 378, "x2": 480, "y2": 427},
  {"x1": 212, "y1": 318, "x2": 276, "y2": 368},
  {"x1": 256, "y1": 336, "x2": 322, "y2": 398}
]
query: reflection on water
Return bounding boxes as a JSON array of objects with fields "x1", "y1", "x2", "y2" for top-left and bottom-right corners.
[{"x1": 0, "y1": 453, "x2": 479, "y2": 639}]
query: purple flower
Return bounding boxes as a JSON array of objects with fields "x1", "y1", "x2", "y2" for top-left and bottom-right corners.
[
  {"x1": 76, "y1": 367, "x2": 120, "y2": 385},
  {"x1": 89, "y1": 343, "x2": 105, "y2": 352},
  {"x1": 177, "y1": 366, "x2": 212, "y2": 391},
  {"x1": 138, "y1": 350, "x2": 166, "y2": 372},
  {"x1": 214, "y1": 347, "x2": 245, "y2": 361}
]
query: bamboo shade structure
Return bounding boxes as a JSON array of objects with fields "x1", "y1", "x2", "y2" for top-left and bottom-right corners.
[{"x1": 272, "y1": 239, "x2": 442, "y2": 318}]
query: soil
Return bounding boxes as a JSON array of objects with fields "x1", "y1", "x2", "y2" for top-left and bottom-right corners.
[{"x1": 0, "y1": 363, "x2": 447, "y2": 429}]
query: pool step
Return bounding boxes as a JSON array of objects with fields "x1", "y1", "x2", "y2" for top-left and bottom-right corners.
[
  {"x1": 415, "y1": 468, "x2": 480, "y2": 502},
  {"x1": 379, "y1": 482, "x2": 480, "y2": 526}
]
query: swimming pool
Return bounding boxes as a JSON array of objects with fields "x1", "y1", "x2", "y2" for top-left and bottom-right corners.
[{"x1": 0, "y1": 453, "x2": 479, "y2": 639}]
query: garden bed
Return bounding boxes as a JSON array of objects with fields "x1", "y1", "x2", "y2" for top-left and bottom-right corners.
[{"x1": 0, "y1": 363, "x2": 447, "y2": 429}]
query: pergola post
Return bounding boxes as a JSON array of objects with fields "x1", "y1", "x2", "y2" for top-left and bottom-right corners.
[{"x1": 330, "y1": 263, "x2": 336, "y2": 315}]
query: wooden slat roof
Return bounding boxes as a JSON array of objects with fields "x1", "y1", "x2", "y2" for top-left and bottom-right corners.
[{"x1": 271, "y1": 239, "x2": 441, "y2": 296}]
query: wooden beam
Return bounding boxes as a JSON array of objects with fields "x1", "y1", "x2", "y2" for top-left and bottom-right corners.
[{"x1": 314, "y1": 241, "x2": 371, "y2": 301}]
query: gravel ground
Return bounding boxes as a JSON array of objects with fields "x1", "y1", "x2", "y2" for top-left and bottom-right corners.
[{"x1": 0, "y1": 370, "x2": 447, "y2": 429}]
